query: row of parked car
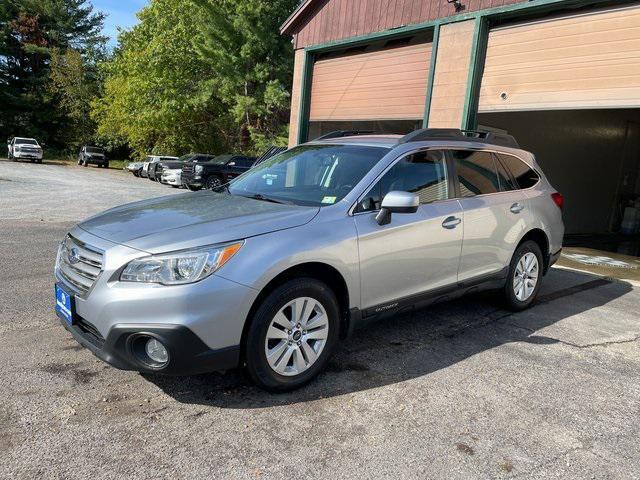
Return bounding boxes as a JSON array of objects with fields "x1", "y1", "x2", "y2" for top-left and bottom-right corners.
[
  {"x1": 125, "y1": 148, "x2": 286, "y2": 191},
  {"x1": 7, "y1": 137, "x2": 110, "y2": 168}
]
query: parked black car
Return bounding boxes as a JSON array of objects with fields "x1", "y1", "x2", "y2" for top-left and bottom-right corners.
[
  {"x1": 181, "y1": 154, "x2": 256, "y2": 191},
  {"x1": 78, "y1": 146, "x2": 108, "y2": 168}
]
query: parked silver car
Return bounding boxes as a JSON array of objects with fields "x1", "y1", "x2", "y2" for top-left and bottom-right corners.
[{"x1": 54, "y1": 129, "x2": 564, "y2": 391}]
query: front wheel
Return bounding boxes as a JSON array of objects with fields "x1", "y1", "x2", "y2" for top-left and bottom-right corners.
[
  {"x1": 205, "y1": 175, "x2": 222, "y2": 190},
  {"x1": 245, "y1": 278, "x2": 340, "y2": 392},
  {"x1": 502, "y1": 241, "x2": 543, "y2": 311}
]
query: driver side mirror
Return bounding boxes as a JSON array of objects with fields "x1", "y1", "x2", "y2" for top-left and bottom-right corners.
[{"x1": 375, "y1": 191, "x2": 419, "y2": 226}]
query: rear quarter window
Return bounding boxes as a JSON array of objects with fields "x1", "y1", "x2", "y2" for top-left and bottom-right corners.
[{"x1": 496, "y1": 153, "x2": 540, "y2": 189}]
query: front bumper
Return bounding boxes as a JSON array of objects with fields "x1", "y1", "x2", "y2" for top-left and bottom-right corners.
[
  {"x1": 57, "y1": 313, "x2": 240, "y2": 374},
  {"x1": 55, "y1": 227, "x2": 258, "y2": 375},
  {"x1": 15, "y1": 152, "x2": 43, "y2": 159},
  {"x1": 161, "y1": 175, "x2": 181, "y2": 185},
  {"x1": 84, "y1": 157, "x2": 107, "y2": 165}
]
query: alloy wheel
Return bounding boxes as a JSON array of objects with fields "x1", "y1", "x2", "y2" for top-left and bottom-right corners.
[
  {"x1": 513, "y1": 252, "x2": 539, "y2": 301},
  {"x1": 264, "y1": 297, "x2": 329, "y2": 376}
]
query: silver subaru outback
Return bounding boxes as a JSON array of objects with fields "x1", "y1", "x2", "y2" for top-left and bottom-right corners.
[{"x1": 54, "y1": 129, "x2": 564, "y2": 391}]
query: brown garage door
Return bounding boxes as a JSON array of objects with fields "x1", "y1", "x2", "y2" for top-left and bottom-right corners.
[
  {"x1": 309, "y1": 42, "x2": 432, "y2": 122},
  {"x1": 479, "y1": 4, "x2": 640, "y2": 112}
]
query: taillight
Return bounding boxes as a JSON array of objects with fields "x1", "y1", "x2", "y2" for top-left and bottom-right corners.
[{"x1": 551, "y1": 192, "x2": 564, "y2": 211}]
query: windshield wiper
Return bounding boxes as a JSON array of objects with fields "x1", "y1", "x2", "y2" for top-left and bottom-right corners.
[{"x1": 245, "y1": 193, "x2": 293, "y2": 205}]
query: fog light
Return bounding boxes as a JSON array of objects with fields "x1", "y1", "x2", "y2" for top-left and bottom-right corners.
[{"x1": 145, "y1": 338, "x2": 169, "y2": 364}]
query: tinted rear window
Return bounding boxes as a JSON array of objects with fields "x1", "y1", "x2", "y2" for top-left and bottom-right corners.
[
  {"x1": 496, "y1": 153, "x2": 540, "y2": 189},
  {"x1": 452, "y1": 150, "x2": 500, "y2": 197}
]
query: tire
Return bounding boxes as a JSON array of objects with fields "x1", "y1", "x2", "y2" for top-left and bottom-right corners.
[
  {"x1": 205, "y1": 175, "x2": 223, "y2": 190},
  {"x1": 502, "y1": 240, "x2": 544, "y2": 311},
  {"x1": 77, "y1": 158, "x2": 82, "y2": 165},
  {"x1": 245, "y1": 278, "x2": 340, "y2": 392},
  {"x1": 186, "y1": 185, "x2": 201, "y2": 191},
  {"x1": 83, "y1": 160, "x2": 88, "y2": 167}
]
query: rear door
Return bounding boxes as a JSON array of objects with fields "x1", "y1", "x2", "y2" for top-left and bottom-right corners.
[
  {"x1": 453, "y1": 149, "x2": 529, "y2": 282},
  {"x1": 354, "y1": 149, "x2": 463, "y2": 311}
]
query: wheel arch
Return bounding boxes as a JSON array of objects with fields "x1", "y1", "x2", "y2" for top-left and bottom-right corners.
[
  {"x1": 239, "y1": 262, "x2": 352, "y2": 364},
  {"x1": 517, "y1": 228, "x2": 550, "y2": 273}
]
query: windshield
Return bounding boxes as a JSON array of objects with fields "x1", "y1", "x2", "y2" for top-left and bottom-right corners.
[
  {"x1": 86, "y1": 147, "x2": 103, "y2": 154},
  {"x1": 228, "y1": 144, "x2": 389, "y2": 206},
  {"x1": 16, "y1": 138, "x2": 38, "y2": 145}
]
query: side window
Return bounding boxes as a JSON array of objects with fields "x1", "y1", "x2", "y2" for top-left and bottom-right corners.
[
  {"x1": 452, "y1": 150, "x2": 499, "y2": 197},
  {"x1": 356, "y1": 150, "x2": 449, "y2": 212},
  {"x1": 494, "y1": 154, "x2": 518, "y2": 192},
  {"x1": 496, "y1": 153, "x2": 540, "y2": 189}
]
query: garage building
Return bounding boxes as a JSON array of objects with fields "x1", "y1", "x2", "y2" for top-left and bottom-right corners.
[{"x1": 281, "y1": 0, "x2": 640, "y2": 256}]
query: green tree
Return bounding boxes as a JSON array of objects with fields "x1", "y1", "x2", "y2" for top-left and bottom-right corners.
[
  {"x1": 0, "y1": 0, "x2": 106, "y2": 147},
  {"x1": 92, "y1": 0, "x2": 228, "y2": 157},
  {"x1": 193, "y1": 0, "x2": 298, "y2": 153}
]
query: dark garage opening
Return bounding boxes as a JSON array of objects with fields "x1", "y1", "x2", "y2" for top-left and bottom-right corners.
[{"x1": 478, "y1": 109, "x2": 640, "y2": 259}]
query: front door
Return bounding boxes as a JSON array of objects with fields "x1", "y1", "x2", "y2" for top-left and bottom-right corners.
[{"x1": 354, "y1": 149, "x2": 463, "y2": 311}]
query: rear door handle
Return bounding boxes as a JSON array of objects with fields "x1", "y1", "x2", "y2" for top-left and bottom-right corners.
[
  {"x1": 442, "y1": 216, "x2": 462, "y2": 229},
  {"x1": 510, "y1": 202, "x2": 524, "y2": 214}
]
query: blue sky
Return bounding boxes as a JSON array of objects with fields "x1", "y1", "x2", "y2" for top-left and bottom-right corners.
[{"x1": 91, "y1": 0, "x2": 147, "y2": 46}]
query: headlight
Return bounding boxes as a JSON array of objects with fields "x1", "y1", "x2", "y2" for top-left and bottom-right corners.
[
  {"x1": 195, "y1": 164, "x2": 203, "y2": 173},
  {"x1": 120, "y1": 241, "x2": 243, "y2": 285}
]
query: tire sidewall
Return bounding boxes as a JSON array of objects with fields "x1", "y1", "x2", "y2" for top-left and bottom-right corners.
[
  {"x1": 245, "y1": 278, "x2": 340, "y2": 392},
  {"x1": 504, "y1": 241, "x2": 543, "y2": 311}
]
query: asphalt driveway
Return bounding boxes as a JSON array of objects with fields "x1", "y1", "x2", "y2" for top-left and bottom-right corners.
[{"x1": 1, "y1": 159, "x2": 639, "y2": 479}]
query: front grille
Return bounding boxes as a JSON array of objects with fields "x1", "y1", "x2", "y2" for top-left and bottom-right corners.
[
  {"x1": 181, "y1": 163, "x2": 194, "y2": 175},
  {"x1": 57, "y1": 235, "x2": 104, "y2": 296}
]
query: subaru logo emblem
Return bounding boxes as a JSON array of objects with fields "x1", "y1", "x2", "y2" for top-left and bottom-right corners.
[{"x1": 68, "y1": 247, "x2": 81, "y2": 264}]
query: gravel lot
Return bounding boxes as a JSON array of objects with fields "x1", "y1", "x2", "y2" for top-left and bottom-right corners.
[{"x1": 1, "y1": 159, "x2": 639, "y2": 479}]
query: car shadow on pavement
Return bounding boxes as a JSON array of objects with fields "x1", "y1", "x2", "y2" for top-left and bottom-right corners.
[{"x1": 145, "y1": 269, "x2": 633, "y2": 408}]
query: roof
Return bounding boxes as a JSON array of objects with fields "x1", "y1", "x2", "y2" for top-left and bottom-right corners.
[{"x1": 280, "y1": 0, "x2": 316, "y2": 34}]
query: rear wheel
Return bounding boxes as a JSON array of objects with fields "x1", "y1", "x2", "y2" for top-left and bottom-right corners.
[
  {"x1": 502, "y1": 240, "x2": 543, "y2": 311},
  {"x1": 245, "y1": 278, "x2": 339, "y2": 392}
]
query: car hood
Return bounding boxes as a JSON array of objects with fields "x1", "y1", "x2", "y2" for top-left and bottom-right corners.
[{"x1": 78, "y1": 191, "x2": 320, "y2": 253}]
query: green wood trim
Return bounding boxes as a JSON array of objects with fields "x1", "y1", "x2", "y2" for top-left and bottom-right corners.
[
  {"x1": 461, "y1": 17, "x2": 489, "y2": 130},
  {"x1": 296, "y1": 50, "x2": 313, "y2": 145},
  {"x1": 422, "y1": 24, "x2": 440, "y2": 128},
  {"x1": 303, "y1": 0, "x2": 622, "y2": 54}
]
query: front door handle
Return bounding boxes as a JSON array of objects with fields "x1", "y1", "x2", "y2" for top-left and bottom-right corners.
[
  {"x1": 510, "y1": 202, "x2": 524, "y2": 214},
  {"x1": 442, "y1": 216, "x2": 462, "y2": 229}
]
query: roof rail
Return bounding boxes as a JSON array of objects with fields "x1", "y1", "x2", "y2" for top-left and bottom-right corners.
[
  {"x1": 399, "y1": 128, "x2": 519, "y2": 149},
  {"x1": 313, "y1": 130, "x2": 374, "y2": 140}
]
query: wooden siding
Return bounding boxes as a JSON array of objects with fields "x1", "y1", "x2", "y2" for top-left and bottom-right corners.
[
  {"x1": 288, "y1": 49, "x2": 306, "y2": 147},
  {"x1": 290, "y1": 0, "x2": 525, "y2": 48},
  {"x1": 479, "y1": 4, "x2": 640, "y2": 112},
  {"x1": 428, "y1": 20, "x2": 476, "y2": 128},
  {"x1": 308, "y1": 42, "x2": 432, "y2": 121}
]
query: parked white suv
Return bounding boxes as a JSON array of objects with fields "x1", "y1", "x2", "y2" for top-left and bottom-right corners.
[{"x1": 7, "y1": 137, "x2": 43, "y2": 163}]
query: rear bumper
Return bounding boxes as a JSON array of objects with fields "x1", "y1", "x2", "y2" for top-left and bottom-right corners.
[
  {"x1": 58, "y1": 313, "x2": 240, "y2": 374},
  {"x1": 546, "y1": 248, "x2": 562, "y2": 273}
]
